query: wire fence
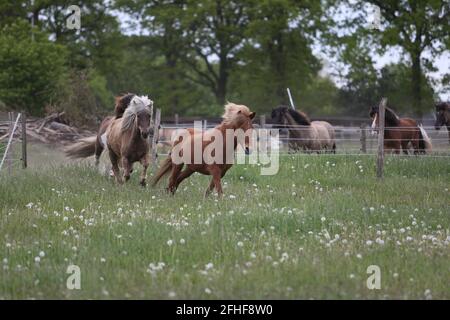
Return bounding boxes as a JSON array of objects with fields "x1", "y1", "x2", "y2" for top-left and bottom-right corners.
[{"x1": 155, "y1": 122, "x2": 450, "y2": 159}]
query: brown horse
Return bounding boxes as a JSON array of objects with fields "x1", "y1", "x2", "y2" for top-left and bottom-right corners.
[
  {"x1": 152, "y1": 103, "x2": 256, "y2": 197},
  {"x1": 65, "y1": 93, "x2": 137, "y2": 166},
  {"x1": 435, "y1": 102, "x2": 450, "y2": 145},
  {"x1": 107, "y1": 95, "x2": 153, "y2": 185},
  {"x1": 370, "y1": 105, "x2": 432, "y2": 154},
  {"x1": 271, "y1": 106, "x2": 336, "y2": 153}
]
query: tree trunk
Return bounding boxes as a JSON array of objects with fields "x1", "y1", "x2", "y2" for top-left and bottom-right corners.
[{"x1": 411, "y1": 52, "x2": 423, "y2": 118}]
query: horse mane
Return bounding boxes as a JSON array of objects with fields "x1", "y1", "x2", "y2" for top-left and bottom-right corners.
[
  {"x1": 370, "y1": 105, "x2": 400, "y2": 126},
  {"x1": 114, "y1": 93, "x2": 135, "y2": 118},
  {"x1": 436, "y1": 102, "x2": 450, "y2": 111},
  {"x1": 222, "y1": 102, "x2": 252, "y2": 125},
  {"x1": 121, "y1": 95, "x2": 153, "y2": 132},
  {"x1": 288, "y1": 108, "x2": 311, "y2": 126},
  {"x1": 384, "y1": 106, "x2": 401, "y2": 126}
]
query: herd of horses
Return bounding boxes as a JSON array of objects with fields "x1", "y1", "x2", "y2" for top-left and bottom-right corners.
[{"x1": 65, "y1": 94, "x2": 450, "y2": 196}]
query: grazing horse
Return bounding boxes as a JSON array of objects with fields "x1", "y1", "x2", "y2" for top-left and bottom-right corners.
[
  {"x1": 107, "y1": 95, "x2": 153, "y2": 185},
  {"x1": 435, "y1": 102, "x2": 450, "y2": 145},
  {"x1": 271, "y1": 106, "x2": 336, "y2": 153},
  {"x1": 370, "y1": 105, "x2": 432, "y2": 154},
  {"x1": 152, "y1": 103, "x2": 256, "y2": 197},
  {"x1": 65, "y1": 93, "x2": 137, "y2": 166}
]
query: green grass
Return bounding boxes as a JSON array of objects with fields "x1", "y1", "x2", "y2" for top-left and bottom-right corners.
[{"x1": 0, "y1": 152, "x2": 449, "y2": 299}]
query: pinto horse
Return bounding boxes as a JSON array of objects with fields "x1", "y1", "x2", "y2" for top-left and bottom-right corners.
[
  {"x1": 107, "y1": 95, "x2": 153, "y2": 185},
  {"x1": 65, "y1": 93, "x2": 137, "y2": 166},
  {"x1": 370, "y1": 105, "x2": 432, "y2": 154},
  {"x1": 271, "y1": 106, "x2": 336, "y2": 153},
  {"x1": 435, "y1": 102, "x2": 450, "y2": 145},
  {"x1": 152, "y1": 103, "x2": 256, "y2": 197}
]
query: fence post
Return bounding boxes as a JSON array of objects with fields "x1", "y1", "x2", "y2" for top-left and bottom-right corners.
[
  {"x1": 7, "y1": 112, "x2": 13, "y2": 174},
  {"x1": 203, "y1": 119, "x2": 208, "y2": 131},
  {"x1": 151, "y1": 108, "x2": 161, "y2": 171},
  {"x1": 174, "y1": 113, "x2": 179, "y2": 126},
  {"x1": 360, "y1": 124, "x2": 367, "y2": 154},
  {"x1": 21, "y1": 112, "x2": 27, "y2": 169},
  {"x1": 376, "y1": 98, "x2": 387, "y2": 179},
  {"x1": 260, "y1": 115, "x2": 266, "y2": 128}
]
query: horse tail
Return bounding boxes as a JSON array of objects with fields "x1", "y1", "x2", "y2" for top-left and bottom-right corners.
[
  {"x1": 65, "y1": 136, "x2": 97, "y2": 159},
  {"x1": 418, "y1": 125, "x2": 432, "y2": 154},
  {"x1": 151, "y1": 156, "x2": 173, "y2": 186}
]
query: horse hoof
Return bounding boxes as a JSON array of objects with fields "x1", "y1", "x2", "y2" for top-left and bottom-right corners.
[{"x1": 140, "y1": 180, "x2": 147, "y2": 187}]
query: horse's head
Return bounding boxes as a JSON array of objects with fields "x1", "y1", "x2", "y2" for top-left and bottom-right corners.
[
  {"x1": 122, "y1": 95, "x2": 153, "y2": 139},
  {"x1": 271, "y1": 106, "x2": 289, "y2": 129},
  {"x1": 223, "y1": 103, "x2": 256, "y2": 154},
  {"x1": 435, "y1": 102, "x2": 449, "y2": 130}
]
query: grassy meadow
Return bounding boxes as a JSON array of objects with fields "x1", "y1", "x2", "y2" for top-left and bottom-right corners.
[{"x1": 0, "y1": 144, "x2": 449, "y2": 299}]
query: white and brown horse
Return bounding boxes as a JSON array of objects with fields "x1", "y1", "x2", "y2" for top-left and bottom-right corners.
[
  {"x1": 271, "y1": 106, "x2": 336, "y2": 153},
  {"x1": 370, "y1": 105, "x2": 432, "y2": 154},
  {"x1": 107, "y1": 96, "x2": 153, "y2": 185}
]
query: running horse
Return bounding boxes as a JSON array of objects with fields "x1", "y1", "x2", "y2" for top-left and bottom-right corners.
[
  {"x1": 106, "y1": 95, "x2": 153, "y2": 185},
  {"x1": 271, "y1": 106, "x2": 336, "y2": 153},
  {"x1": 434, "y1": 102, "x2": 450, "y2": 145},
  {"x1": 152, "y1": 103, "x2": 256, "y2": 197},
  {"x1": 370, "y1": 105, "x2": 432, "y2": 154},
  {"x1": 65, "y1": 93, "x2": 137, "y2": 166}
]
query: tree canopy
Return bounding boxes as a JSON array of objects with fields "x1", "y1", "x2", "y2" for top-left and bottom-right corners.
[{"x1": 0, "y1": 0, "x2": 448, "y2": 122}]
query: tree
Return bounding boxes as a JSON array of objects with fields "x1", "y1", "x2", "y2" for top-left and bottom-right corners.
[
  {"x1": 0, "y1": 20, "x2": 67, "y2": 114},
  {"x1": 341, "y1": 0, "x2": 450, "y2": 116}
]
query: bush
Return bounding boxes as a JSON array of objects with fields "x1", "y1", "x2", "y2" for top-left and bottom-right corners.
[{"x1": 0, "y1": 20, "x2": 68, "y2": 115}]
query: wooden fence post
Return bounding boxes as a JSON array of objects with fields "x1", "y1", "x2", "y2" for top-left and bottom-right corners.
[
  {"x1": 360, "y1": 124, "x2": 367, "y2": 153},
  {"x1": 376, "y1": 98, "x2": 387, "y2": 179},
  {"x1": 151, "y1": 108, "x2": 161, "y2": 171},
  {"x1": 21, "y1": 112, "x2": 27, "y2": 169},
  {"x1": 175, "y1": 113, "x2": 179, "y2": 126},
  {"x1": 7, "y1": 112, "x2": 13, "y2": 174}
]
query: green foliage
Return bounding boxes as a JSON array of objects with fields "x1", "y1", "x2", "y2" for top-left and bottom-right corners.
[
  {"x1": 56, "y1": 70, "x2": 114, "y2": 126},
  {"x1": 0, "y1": 20, "x2": 67, "y2": 115}
]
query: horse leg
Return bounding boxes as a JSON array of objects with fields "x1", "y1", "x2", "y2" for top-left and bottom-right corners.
[
  {"x1": 139, "y1": 154, "x2": 150, "y2": 187},
  {"x1": 210, "y1": 167, "x2": 223, "y2": 197},
  {"x1": 401, "y1": 141, "x2": 410, "y2": 155},
  {"x1": 167, "y1": 164, "x2": 183, "y2": 194},
  {"x1": 204, "y1": 179, "x2": 215, "y2": 198},
  {"x1": 174, "y1": 167, "x2": 194, "y2": 190},
  {"x1": 108, "y1": 150, "x2": 122, "y2": 184},
  {"x1": 94, "y1": 139, "x2": 103, "y2": 167},
  {"x1": 122, "y1": 158, "x2": 132, "y2": 183}
]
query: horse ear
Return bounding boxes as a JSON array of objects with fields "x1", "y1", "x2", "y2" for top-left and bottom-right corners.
[{"x1": 249, "y1": 112, "x2": 256, "y2": 119}]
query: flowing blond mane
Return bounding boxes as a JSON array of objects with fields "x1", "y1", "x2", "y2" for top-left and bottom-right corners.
[
  {"x1": 222, "y1": 102, "x2": 252, "y2": 125},
  {"x1": 121, "y1": 95, "x2": 153, "y2": 131}
]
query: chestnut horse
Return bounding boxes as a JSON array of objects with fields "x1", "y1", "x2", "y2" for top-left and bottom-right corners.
[
  {"x1": 370, "y1": 105, "x2": 432, "y2": 154},
  {"x1": 152, "y1": 103, "x2": 256, "y2": 197},
  {"x1": 435, "y1": 102, "x2": 450, "y2": 145},
  {"x1": 107, "y1": 95, "x2": 153, "y2": 185},
  {"x1": 65, "y1": 93, "x2": 137, "y2": 166}
]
